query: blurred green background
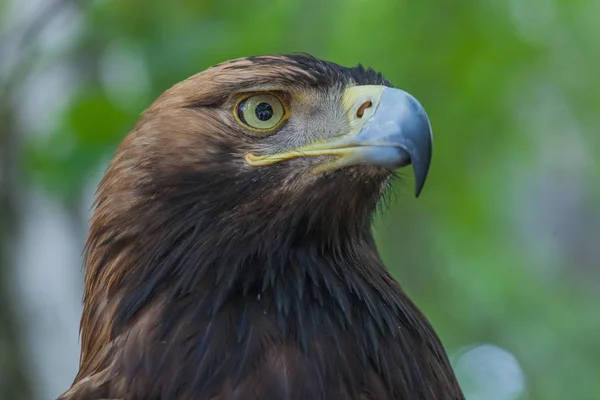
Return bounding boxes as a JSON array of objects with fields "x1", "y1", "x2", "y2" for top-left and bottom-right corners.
[{"x1": 1, "y1": 0, "x2": 599, "y2": 399}]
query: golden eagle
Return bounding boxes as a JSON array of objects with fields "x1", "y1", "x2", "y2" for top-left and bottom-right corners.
[{"x1": 59, "y1": 54, "x2": 464, "y2": 399}]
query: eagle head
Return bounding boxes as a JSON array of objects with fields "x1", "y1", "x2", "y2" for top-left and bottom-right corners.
[
  {"x1": 97, "y1": 55, "x2": 432, "y2": 254},
  {"x1": 66, "y1": 54, "x2": 460, "y2": 400}
]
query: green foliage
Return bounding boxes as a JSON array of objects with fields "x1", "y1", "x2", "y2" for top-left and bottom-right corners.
[
  {"x1": 6, "y1": 0, "x2": 600, "y2": 398},
  {"x1": 27, "y1": 89, "x2": 131, "y2": 200}
]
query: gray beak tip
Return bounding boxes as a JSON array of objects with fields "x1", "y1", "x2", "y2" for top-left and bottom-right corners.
[
  {"x1": 400, "y1": 143, "x2": 431, "y2": 198},
  {"x1": 411, "y1": 127, "x2": 432, "y2": 197},
  {"x1": 413, "y1": 161, "x2": 430, "y2": 197},
  {"x1": 395, "y1": 91, "x2": 433, "y2": 198}
]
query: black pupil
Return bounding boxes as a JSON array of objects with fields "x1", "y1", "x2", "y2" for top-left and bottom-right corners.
[{"x1": 255, "y1": 102, "x2": 273, "y2": 121}]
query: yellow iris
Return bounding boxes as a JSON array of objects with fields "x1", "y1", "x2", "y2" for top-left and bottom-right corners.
[{"x1": 235, "y1": 93, "x2": 286, "y2": 132}]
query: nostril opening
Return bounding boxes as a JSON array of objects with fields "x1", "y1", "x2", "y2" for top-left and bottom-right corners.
[{"x1": 356, "y1": 100, "x2": 372, "y2": 118}]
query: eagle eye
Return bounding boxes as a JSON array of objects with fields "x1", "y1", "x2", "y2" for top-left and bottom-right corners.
[{"x1": 234, "y1": 93, "x2": 286, "y2": 132}]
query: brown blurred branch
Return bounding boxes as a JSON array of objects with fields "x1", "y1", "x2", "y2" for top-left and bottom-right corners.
[
  {"x1": 0, "y1": 101, "x2": 32, "y2": 399},
  {"x1": 0, "y1": 0, "x2": 84, "y2": 94},
  {"x1": 0, "y1": 1, "x2": 89, "y2": 397},
  {"x1": 0, "y1": 0, "x2": 82, "y2": 53}
]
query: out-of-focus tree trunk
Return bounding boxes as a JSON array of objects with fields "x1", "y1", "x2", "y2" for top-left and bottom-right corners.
[{"x1": 0, "y1": 103, "x2": 32, "y2": 399}]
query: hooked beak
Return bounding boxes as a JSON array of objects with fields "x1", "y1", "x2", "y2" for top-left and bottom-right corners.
[{"x1": 246, "y1": 85, "x2": 433, "y2": 197}]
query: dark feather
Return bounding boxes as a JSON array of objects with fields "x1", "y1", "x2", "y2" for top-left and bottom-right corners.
[{"x1": 59, "y1": 54, "x2": 464, "y2": 400}]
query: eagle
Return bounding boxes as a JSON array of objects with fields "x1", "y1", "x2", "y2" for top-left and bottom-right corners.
[{"x1": 59, "y1": 54, "x2": 464, "y2": 400}]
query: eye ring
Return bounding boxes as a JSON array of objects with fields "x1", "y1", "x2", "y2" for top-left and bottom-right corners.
[{"x1": 233, "y1": 92, "x2": 289, "y2": 133}]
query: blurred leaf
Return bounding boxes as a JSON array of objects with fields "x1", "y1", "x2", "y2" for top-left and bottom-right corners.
[{"x1": 26, "y1": 89, "x2": 131, "y2": 200}]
